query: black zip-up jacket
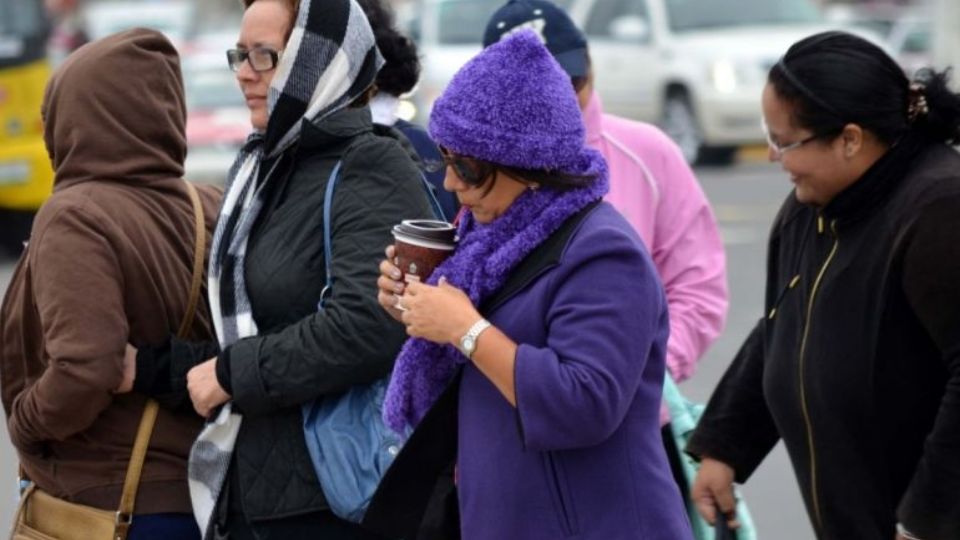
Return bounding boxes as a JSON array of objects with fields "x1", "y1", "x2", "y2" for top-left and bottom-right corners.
[
  {"x1": 687, "y1": 144, "x2": 960, "y2": 540},
  {"x1": 136, "y1": 106, "x2": 434, "y2": 524}
]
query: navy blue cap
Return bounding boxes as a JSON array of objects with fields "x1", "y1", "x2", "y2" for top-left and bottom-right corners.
[{"x1": 482, "y1": 0, "x2": 588, "y2": 79}]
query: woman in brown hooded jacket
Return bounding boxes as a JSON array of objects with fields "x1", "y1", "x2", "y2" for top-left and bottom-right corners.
[{"x1": 0, "y1": 29, "x2": 220, "y2": 539}]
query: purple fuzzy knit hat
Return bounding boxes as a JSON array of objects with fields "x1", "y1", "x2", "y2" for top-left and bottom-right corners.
[{"x1": 429, "y1": 29, "x2": 587, "y2": 172}]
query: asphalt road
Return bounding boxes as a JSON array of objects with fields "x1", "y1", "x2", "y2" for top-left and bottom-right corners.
[{"x1": 0, "y1": 160, "x2": 814, "y2": 538}]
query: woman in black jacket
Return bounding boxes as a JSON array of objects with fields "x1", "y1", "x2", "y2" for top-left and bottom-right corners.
[
  {"x1": 122, "y1": 0, "x2": 432, "y2": 538},
  {"x1": 687, "y1": 31, "x2": 960, "y2": 540}
]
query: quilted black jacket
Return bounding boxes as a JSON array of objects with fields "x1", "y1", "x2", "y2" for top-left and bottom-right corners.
[{"x1": 137, "y1": 106, "x2": 434, "y2": 524}]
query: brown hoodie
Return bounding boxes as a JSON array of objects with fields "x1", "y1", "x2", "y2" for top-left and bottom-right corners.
[{"x1": 0, "y1": 29, "x2": 221, "y2": 513}]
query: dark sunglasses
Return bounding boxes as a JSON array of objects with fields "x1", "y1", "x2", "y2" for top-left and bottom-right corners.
[
  {"x1": 226, "y1": 47, "x2": 282, "y2": 73},
  {"x1": 437, "y1": 145, "x2": 483, "y2": 185}
]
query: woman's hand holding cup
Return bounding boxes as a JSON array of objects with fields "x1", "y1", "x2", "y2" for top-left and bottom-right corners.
[
  {"x1": 377, "y1": 245, "x2": 407, "y2": 322},
  {"x1": 399, "y1": 279, "x2": 479, "y2": 345},
  {"x1": 379, "y1": 219, "x2": 459, "y2": 323}
]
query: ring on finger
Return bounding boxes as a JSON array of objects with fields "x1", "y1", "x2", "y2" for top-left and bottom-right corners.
[{"x1": 394, "y1": 295, "x2": 407, "y2": 312}]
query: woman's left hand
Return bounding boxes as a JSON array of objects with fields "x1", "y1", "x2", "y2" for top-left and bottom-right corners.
[
  {"x1": 187, "y1": 357, "x2": 231, "y2": 418},
  {"x1": 400, "y1": 279, "x2": 480, "y2": 345}
]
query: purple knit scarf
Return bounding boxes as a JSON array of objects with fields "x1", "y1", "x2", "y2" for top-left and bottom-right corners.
[{"x1": 383, "y1": 152, "x2": 609, "y2": 432}]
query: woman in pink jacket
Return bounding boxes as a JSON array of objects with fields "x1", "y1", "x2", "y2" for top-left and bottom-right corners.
[
  {"x1": 483, "y1": 0, "x2": 728, "y2": 387},
  {"x1": 483, "y1": 0, "x2": 729, "y2": 503}
]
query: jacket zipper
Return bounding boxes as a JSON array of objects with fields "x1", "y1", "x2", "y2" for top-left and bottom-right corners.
[{"x1": 798, "y1": 217, "x2": 838, "y2": 533}]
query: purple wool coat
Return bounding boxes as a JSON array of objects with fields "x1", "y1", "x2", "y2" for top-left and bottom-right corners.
[{"x1": 455, "y1": 203, "x2": 692, "y2": 539}]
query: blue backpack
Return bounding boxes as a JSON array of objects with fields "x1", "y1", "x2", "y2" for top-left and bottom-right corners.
[{"x1": 301, "y1": 162, "x2": 446, "y2": 522}]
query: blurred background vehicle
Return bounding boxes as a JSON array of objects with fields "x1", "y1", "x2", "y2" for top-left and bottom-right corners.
[
  {"x1": 182, "y1": 65, "x2": 249, "y2": 183},
  {"x1": 409, "y1": 0, "x2": 886, "y2": 165},
  {"x1": 0, "y1": 0, "x2": 53, "y2": 256},
  {"x1": 886, "y1": 14, "x2": 930, "y2": 77},
  {"x1": 566, "y1": 0, "x2": 848, "y2": 165},
  {"x1": 825, "y1": 1, "x2": 931, "y2": 77},
  {"x1": 931, "y1": 0, "x2": 958, "y2": 80},
  {"x1": 181, "y1": 29, "x2": 249, "y2": 183},
  {"x1": 77, "y1": 0, "x2": 245, "y2": 182},
  {"x1": 405, "y1": 0, "x2": 506, "y2": 127}
]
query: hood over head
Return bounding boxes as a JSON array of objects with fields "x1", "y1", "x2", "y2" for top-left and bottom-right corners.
[{"x1": 42, "y1": 27, "x2": 186, "y2": 191}]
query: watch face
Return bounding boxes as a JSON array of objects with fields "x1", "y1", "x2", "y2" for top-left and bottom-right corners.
[{"x1": 461, "y1": 336, "x2": 476, "y2": 354}]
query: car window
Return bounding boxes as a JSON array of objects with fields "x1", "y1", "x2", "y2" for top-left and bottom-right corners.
[
  {"x1": 438, "y1": 0, "x2": 506, "y2": 45},
  {"x1": 584, "y1": 0, "x2": 651, "y2": 42},
  {"x1": 665, "y1": 0, "x2": 821, "y2": 32}
]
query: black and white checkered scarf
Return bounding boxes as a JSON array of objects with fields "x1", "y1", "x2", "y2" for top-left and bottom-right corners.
[{"x1": 188, "y1": 0, "x2": 383, "y2": 535}]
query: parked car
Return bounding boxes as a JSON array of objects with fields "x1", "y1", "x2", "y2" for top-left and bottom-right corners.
[
  {"x1": 885, "y1": 15, "x2": 931, "y2": 77},
  {"x1": 406, "y1": 0, "x2": 508, "y2": 126},
  {"x1": 825, "y1": 3, "x2": 931, "y2": 77},
  {"x1": 412, "y1": 0, "x2": 881, "y2": 165}
]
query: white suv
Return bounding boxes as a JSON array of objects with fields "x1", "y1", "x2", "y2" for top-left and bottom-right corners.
[{"x1": 410, "y1": 0, "x2": 877, "y2": 164}]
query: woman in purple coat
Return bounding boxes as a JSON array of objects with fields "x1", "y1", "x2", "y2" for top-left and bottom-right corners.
[{"x1": 367, "y1": 30, "x2": 693, "y2": 540}]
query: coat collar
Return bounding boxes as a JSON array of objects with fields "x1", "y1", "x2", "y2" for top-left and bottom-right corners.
[
  {"x1": 295, "y1": 106, "x2": 374, "y2": 157},
  {"x1": 821, "y1": 134, "x2": 928, "y2": 225}
]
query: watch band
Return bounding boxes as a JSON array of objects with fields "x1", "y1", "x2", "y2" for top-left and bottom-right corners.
[{"x1": 459, "y1": 318, "x2": 492, "y2": 358}]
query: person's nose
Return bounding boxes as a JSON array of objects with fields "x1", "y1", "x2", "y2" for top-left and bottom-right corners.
[
  {"x1": 443, "y1": 165, "x2": 465, "y2": 192},
  {"x1": 767, "y1": 145, "x2": 781, "y2": 163},
  {"x1": 235, "y1": 58, "x2": 257, "y2": 84}
]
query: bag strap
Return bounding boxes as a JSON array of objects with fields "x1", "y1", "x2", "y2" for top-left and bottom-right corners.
[
  {"x1": 318, "y1": 161, "x2": 343, "y2": 310},
  {"x1": 177, "y1": 180, "x2": 207, "y2": 338},
  {"x1": 318, "y1": 162, "x2": 446, "y2": 310},
  {"x1": 114, "y1": 180, "x2": 206, "y2": 539},
  {"x1": 419, "y1": 172, "x2": 447, "y2": 222}
]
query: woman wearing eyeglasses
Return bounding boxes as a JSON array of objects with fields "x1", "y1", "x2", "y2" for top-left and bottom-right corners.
[
  {"x1": 365, "y1": 30, "x2": 692, "y2": 540},
  {"x1": 686, "y1": 31, "x2": 960, "y2": 540},
  {"x1": 122, "y1": 0, "x2": 433, "y2": 538}
]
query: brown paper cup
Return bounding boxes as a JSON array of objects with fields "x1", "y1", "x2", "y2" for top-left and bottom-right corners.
[{"x1": 392, "y1": 220, "x2": 457, "y2": 283}]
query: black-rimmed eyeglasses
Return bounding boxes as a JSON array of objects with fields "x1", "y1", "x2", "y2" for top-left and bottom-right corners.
[{"x1": 226, "y1": 47, "x2": 282, "y2": 73}]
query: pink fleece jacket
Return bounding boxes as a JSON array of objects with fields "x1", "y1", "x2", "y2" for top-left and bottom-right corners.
[{"x1": 585, "y1": 92, "x2": 728, "y2": 403}]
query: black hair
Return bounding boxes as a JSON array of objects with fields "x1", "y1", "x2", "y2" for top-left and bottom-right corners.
[
  {"x1": 355, "y1": 0, "x2": 420, "y2": 97},
  {"x1": 769, "y1": 31, "x2": 960, "y2": 146}
]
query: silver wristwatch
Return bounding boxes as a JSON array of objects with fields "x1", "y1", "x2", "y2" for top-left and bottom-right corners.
[{"x1": 458, "y1": 318, "x2": 492, "y2": 359}]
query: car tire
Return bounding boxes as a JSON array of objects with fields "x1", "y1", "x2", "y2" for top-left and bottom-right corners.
[
  {"x1": 0, "y1": 209, "x2": 34, "y2": 259},
  {"x1": 661, "y1": 92, "x2": 703, "y2": 165},
  {"x1": 662, "y1": 93, "x2": 738, "y2": 166}
]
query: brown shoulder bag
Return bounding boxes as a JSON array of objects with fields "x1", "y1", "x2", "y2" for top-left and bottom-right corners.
[{"x1": 9, "y1": 181, "x2": 207, "y2": 540}]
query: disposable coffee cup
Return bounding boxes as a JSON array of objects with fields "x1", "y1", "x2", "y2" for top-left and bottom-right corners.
[{"x1": 391, "y1": 219, "x2": 457, "y2": 284}]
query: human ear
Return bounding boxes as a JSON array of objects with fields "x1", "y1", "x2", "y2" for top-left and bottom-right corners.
[{"x1": 841, "y1": 123, "x2": 864, "y2": 158}]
